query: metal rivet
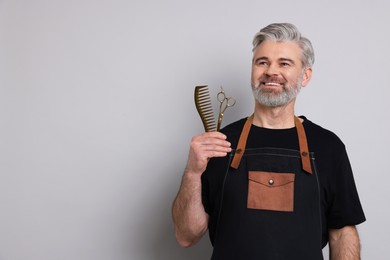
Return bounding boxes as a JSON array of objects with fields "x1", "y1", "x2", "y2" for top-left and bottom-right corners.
[
  {"x1": 236, "y1": 149, "x2": 242, "y2": 154},
  {"x1": 302, "y1": 151, "x2": 308, "y2": 157},
  {"x1": 268, "y1": 179, "x2": 274, "y2": 185}
]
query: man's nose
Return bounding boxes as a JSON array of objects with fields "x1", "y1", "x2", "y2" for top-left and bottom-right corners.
[{"x1": 265, "y1": 64, "x2": 279, "y2": 76}]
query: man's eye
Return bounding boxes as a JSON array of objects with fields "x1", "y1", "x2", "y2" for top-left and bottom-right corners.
[
  {"x1": 281, "y1": 63, "x2": 290, "y2": 67},
  {"x1": 256, "y1": 61, "x2": 267, "y2": 66}
]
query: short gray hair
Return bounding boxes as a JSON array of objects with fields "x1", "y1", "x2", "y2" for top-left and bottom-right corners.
[{"x1": 252, "y1": 23, "x2": 315, "y2": 68}]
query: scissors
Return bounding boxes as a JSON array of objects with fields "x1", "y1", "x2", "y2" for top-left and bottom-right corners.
[{"x1": 217, "y1": 86, "x2": 236, "y2": 131}]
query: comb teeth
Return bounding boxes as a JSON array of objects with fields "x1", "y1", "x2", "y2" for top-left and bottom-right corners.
[{"x1": 194, "y1": 85, "x2": 217, "y2": 132}]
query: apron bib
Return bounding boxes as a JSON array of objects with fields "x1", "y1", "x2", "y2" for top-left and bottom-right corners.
[{"x1": 211, "y1": 115, "x2": 323, "y2": 260}]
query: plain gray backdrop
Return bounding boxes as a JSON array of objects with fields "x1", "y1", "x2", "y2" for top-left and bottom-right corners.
[{"x1": 1, "y1": 0, "x2": 389, "y2": 259}]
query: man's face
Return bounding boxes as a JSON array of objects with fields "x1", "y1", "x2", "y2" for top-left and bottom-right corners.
[{"x1": 251, "y1": 40, "x2": 312, "y2": 107}]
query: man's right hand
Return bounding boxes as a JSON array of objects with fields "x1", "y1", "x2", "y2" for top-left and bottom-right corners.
[{"x1": 185, "y1": 132, "x2": 232, "y2": 175}]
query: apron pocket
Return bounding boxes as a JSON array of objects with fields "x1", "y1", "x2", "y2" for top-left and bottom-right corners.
[{"x1": 248, "y1": 171, "x2": 295, "y2": 212}]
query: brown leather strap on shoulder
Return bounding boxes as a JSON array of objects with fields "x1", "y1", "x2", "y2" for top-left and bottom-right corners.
[
  {"x1": 230, "y1": 114, "x2": 253, "y2": 169},
  {"x1": 294, "y1": 116, "x2": 313, "y2": 174},
  {"x1": 230, "y1": 115, "x2": 313, "y2": 174}
]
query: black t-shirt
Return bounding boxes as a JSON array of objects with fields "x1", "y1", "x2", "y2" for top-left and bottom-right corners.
[{"x1": 201, "y1": 116, "x2": 366, "y2": 247}]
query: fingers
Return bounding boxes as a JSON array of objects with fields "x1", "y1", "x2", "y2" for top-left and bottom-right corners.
[
  {"x1": 192, "y1": 132, "x2": 231, "y2": 154},
  {"x1": 186, "y1": 132, "x2": 232, "y2": 175}
]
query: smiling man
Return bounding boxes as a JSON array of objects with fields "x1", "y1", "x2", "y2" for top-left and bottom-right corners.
[
  {"x1": 172, "y1": 23, "x2": 366, "y2": 259},
  {"x1": 251, "y1": 40, "x2": 309, "y2": 109}
]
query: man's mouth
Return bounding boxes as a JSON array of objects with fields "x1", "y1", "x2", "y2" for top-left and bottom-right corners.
[{"x1": 262, "y1": 82, "x2": 283, "y2": 86}]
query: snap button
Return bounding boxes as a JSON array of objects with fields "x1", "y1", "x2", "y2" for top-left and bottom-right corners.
[
  {"x1": 268, "y1": 179, "x2": 274, "y2": 185},
  {"x1": 301, "y1": 151, "x2": 308, "y2": 157},
  {"x1": 236, "y1": 149, "x2": 242, "y2": 154}
]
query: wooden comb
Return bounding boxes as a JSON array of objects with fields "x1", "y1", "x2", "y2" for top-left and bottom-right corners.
[{"x1": 194, "y1": 85, "x2": 217, "y2": 132}]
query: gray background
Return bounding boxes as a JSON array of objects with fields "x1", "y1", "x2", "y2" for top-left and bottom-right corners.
[{"x1": 0, "y1": 0, "x2": 388, "y2": 259}]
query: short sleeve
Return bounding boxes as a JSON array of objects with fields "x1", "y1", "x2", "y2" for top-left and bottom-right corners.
[
  {"x1": 326, "y1": 147, "x2": 366, "y2": 228},
  {"x1": 201, "y1": 153, "x2": 232, "y2": 215},
  {"x1": 201, "y1": 157, "x2": 223, "y2": 216}
]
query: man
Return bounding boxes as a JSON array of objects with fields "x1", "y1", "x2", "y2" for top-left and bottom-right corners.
[{"x1": 172, "y1": 23, "x2": 365, "y2": 259}]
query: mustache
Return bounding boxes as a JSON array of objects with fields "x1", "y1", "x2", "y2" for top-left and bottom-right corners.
[{"x1": 259, "y1": 76, "x2": 286, "y2": 84}]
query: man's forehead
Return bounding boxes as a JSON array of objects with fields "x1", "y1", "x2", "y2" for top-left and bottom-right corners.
[{"x1": 253, "y1": 40, "x2": 302, "y2": 61}]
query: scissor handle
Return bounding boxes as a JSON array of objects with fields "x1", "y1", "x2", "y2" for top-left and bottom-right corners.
[
  {"x1": 226, "y1": 97, "x2": 236, "y2": 107},
  {"x1": 216, "y1": 86, "x2": 236, "y2": 131},
  {"x1": 217, "y1": 91, "x2": 226, "y2": 103}
]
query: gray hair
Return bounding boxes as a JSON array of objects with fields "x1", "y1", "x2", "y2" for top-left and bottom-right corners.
[{"x1": 252, "y1": 23, "x2": 315, "y2": 68}]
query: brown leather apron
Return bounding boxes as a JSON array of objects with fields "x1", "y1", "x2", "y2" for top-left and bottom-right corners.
[{"x1": 210, "y1": 115, "x2": 323, "y2": 260}]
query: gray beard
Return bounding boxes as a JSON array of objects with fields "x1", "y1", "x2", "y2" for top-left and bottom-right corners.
[{"x1": 251, "y1": 75, "x2": 303, "y2": 107}]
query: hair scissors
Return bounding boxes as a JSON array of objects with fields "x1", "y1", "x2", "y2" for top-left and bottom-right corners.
[{"x1": 217, "y1": 86, "x2": 236, "y2": 131}]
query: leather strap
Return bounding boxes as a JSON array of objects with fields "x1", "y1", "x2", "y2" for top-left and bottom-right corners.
[
  {"x1": 230, "y1": 115, "x2": 313, "y2": 174},
  {"x1": 294, "y1": 116, "x2": 312, "y2": 174},
  {"x1": 230, "y1": 114, "x2": 253, "y2": 169}
]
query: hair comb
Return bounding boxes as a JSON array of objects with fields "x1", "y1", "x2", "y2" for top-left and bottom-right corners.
[{"x1": 194, "y1": 85, "x2": 217, "y2": 132}]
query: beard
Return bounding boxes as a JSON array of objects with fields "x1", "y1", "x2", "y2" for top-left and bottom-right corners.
[{"x1": 251, "y1": 72, "x2": 304, "y2": 107}]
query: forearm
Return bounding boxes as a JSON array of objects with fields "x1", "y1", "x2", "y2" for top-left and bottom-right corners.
[
  {"x1": 329, "y1": 226, "x2": 361, "y2": 260},
  {"x1": 172, "y1": 171, "x2": 209, "y2": 247},
  {"x1": 172, "y1": 132, "x2": 231, "y2": 247}
]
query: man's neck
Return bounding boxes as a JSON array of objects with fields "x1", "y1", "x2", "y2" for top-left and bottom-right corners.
[{"x1": 252, "y1": 100, "x2": 297, "y2": 129}]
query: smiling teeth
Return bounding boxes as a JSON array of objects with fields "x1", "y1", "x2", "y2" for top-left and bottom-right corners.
[{"x1": 264, "y1": 82, "x2": 281, "y2": 86}]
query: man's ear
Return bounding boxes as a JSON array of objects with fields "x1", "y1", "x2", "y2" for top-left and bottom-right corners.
[{"x1": 301, "y1": 67, "x2": 312, "y2": 88}]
